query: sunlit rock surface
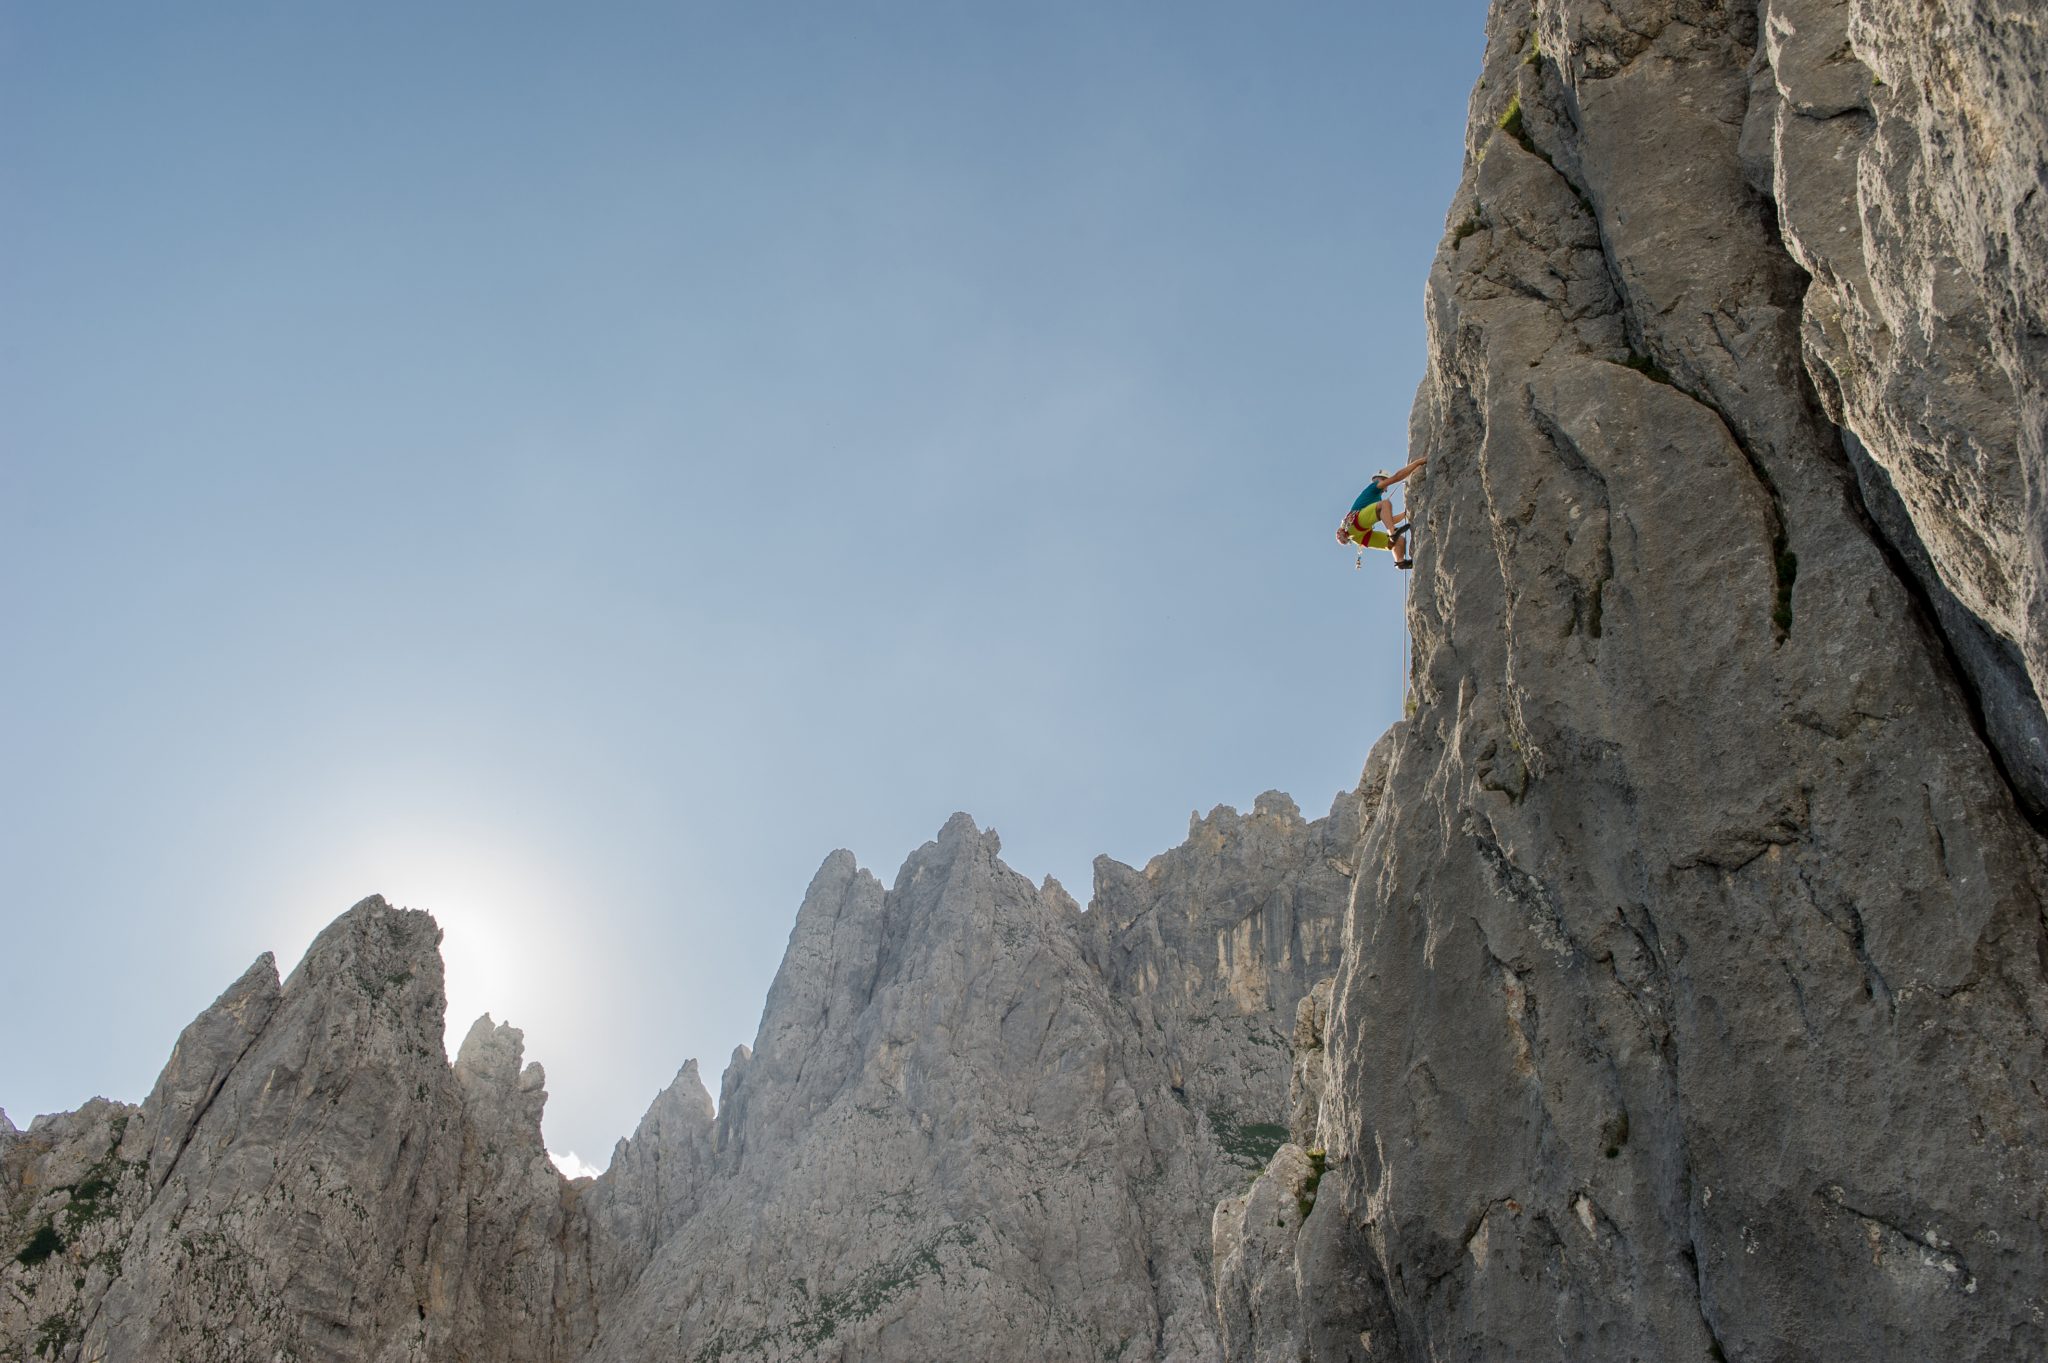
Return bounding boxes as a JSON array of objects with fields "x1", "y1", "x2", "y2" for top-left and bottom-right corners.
[
  {"x1": 1753, "y1": 0, "x2": 2048, "y2": 813},
  {"x1": 578, "y1": 794, "x2": 1367, "y2": 1362},
  {"x1": 7, "y1": 3, "x2": 2045, "y2": 1360},
  {"x1": 1, "y1": 902, "x2": 597, "y2": 1363},
  {"x1": 4, "y1": 795, "x2": 1365, "y2": 1362}
]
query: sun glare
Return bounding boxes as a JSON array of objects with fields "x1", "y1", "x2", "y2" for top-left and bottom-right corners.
[{"x1": 281, "y1": 824, "x2": 583, "y2": 1064}]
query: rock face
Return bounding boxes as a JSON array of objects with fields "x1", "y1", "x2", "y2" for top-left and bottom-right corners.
[
  {"x1": 0, "y1": 1099, "x2": 148, "y2": 1362},
  {"x1": 586, "y1": 793, "x2": 1363, "y2": 1362},
  {"x1": 9, "y1": 5, "x2": 2047, "y2": 1361},
  {"x1": 1082, "y1": 782, "x2": 1367, "y2": 1180},
  {"x1": 2, "y1": 901, "x2": 596, "y2": 1363},
  {"x1": 1211, "y1": 979, "x2": 1347, "y2": 1363},
  {"x1": 1219, "y1": 2, "x2": 2048, "y2": 1361},
  {"x1": 4, "y1": 794, "x2": 1363, "y2": 1362},
  {"x1": 1755, "y1": 0, "x2": 2048, "y2": 814},
  {"x1": 588, "y1": 817, "x2": 1213, "y2": 1362}
]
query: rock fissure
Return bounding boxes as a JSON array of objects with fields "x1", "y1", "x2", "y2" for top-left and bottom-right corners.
[
  {"x1": 1837, "y1": 431, "x2": 2048, "y2": 836},
  {"x1": 1793, "y1": 859, "x2": 1895, "y2": 1016},
  {"x1": 1644, "y1": 354, "x2": 1801, "y2": 641},
  {"x1": 1815, "y1": 1184, "x2": 1977, "y2": 1294},
  {"x1": 1678, "y1": 1239, "x2": 1731, "y2": 1363},
  {"x1": 8, "y1": 5, "x2": 2048, "y2": 1361}
]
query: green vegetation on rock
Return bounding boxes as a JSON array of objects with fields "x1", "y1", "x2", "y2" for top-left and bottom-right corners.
[
  {"x1": 15, "y1": 1223, "x2": 64, "y2": 1268},
  {"x1": 1210, "y1": 1111, "x2": 1291, "y2": 1168}
]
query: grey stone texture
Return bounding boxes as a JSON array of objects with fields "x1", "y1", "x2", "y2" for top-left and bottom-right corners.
[
  {"x1": 587, "y1": 817, "x2": 1214, "y2": 1362},
  {"x1": 4, "y1": 793, "x2": 1366, "y2": 1362},
  {"x1": 3, "y1": 901, "x2": 600, "y2": 1363},
  {"x1": 1081, "y1": 777, "x2": 1369, "y2": 1181},
  {"x1": 1213, "y1": 972, "x2": 1393, "y2": 1363},
  {"x1": 1222, "y1": 2, "x2": 2048, "y2": 1360},
  {"x1": 586, "y1": 795, "x2": 1366, "y2": 1363},
  {"x1": 1213, "y1": 1141, "x2": 1324, "y2": 1363},
  {"x1": 1752, "y1": 0, "x2": 2048, "y2": 810},
  {"x1": 0, "y1": 1098, "x2": 148, "y2": 1362},
  {"x1": 9, "y1": 3, "x2": 2047, "y2": 1359}
]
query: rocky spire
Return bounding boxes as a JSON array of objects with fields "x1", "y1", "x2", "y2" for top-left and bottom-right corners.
[
  {"x1": 139, "y1": 952, "x2": 284, "y2": 1195},
  {"x1": 3, "y1": 896, "x2": 597, "y2": 1363},
  {"x1": 586, "y1": 813, "x2": 1220, "y2": 1361},
  {"x1": 582, "y1": 1057, "x2": 717, "y2": 1299},
  {"x1": 75, "y1": 896, "x2": 463, "y2": 1361}
]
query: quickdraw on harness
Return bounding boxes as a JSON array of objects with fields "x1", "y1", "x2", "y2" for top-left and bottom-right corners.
[{"x1": 1344, "y1": 509, "x2": 1367, "y2": 569}]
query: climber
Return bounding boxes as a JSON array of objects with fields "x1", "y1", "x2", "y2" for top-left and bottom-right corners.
[{"x1": 1336, "y1": 456, "x2": 1426, "y2": 569}]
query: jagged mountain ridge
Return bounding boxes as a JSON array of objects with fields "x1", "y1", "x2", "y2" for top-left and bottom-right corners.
[
  {"x1": 8, "y1": 2, "x2": 2045, "y2": 1360},
  {"x1": 3, "y1": 791, "x2": 1366, "y2": 1362}
]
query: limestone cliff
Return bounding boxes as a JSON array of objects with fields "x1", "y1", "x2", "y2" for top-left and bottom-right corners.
[
  {"x1": 2, "y1": 904, "x2": 595, "y2": 1363},
  {"x1": 1756, "y1": 0, "x2": 2048, "y2": 815},
  {"x1": 588, "y1": 816, "x2": 1214, "y2": 1362},
  {"x1": 1221, "y1": 2, "x2": 2048, "y2": 1360},
  {"x1": 8, "y1": 3, "x2": 2045, "y2": 1360},
  {"x1": 1082, "y1": 784, "x2": 1361, "y2": 1180},
  {"x1": 580, "y1": 791, "x2": 1361, "y2": 1361}
]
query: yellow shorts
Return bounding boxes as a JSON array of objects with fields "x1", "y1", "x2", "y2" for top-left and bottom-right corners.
[{"x1": 1343, "y1": 511, "x2": 1399, "y2": 550}]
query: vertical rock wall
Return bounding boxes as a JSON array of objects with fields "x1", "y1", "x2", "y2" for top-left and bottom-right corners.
[
  {"x1": 1083, "y1": 781, "x2": 1365, "y2": 1179},
  {"x1": 1757, "y1": 0, "x2": 2048, "y2": 812},
  {"x1": 1258, "y1": 2, "x2": 2048, "y2": 1360}
]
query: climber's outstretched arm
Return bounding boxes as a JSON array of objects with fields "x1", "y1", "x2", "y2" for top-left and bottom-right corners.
[{"x1": 1377, "y1": 456, "x2": 1428, "y2": 488}]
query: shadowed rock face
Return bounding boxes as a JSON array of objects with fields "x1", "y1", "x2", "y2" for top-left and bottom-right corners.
[
  {"x1": 1217, "y1": 3, "x2": 2047, "y2": 1361},
  {"x1": 3, "y1": 797, "x2": 1366, "y2": 1362}
]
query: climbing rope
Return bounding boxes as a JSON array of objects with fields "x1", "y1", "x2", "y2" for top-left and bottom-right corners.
[{"x1": 1400, "y1": 572, "x2": 1411, "y2": 708}]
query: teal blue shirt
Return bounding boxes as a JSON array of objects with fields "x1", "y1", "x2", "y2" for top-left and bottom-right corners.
[{"x1": 1350, "y1": 481, "x2": 1384, "y2": 513}]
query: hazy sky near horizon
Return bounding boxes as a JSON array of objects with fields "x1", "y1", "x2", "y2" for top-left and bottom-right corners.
[{"x1": 3, "y1": 2, "x2": 1487, "y2": 1168}]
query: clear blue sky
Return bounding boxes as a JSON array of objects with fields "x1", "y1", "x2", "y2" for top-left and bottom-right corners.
[{"x1": 2, "y1": 2, "x2": 1486, "y2": 1169}]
